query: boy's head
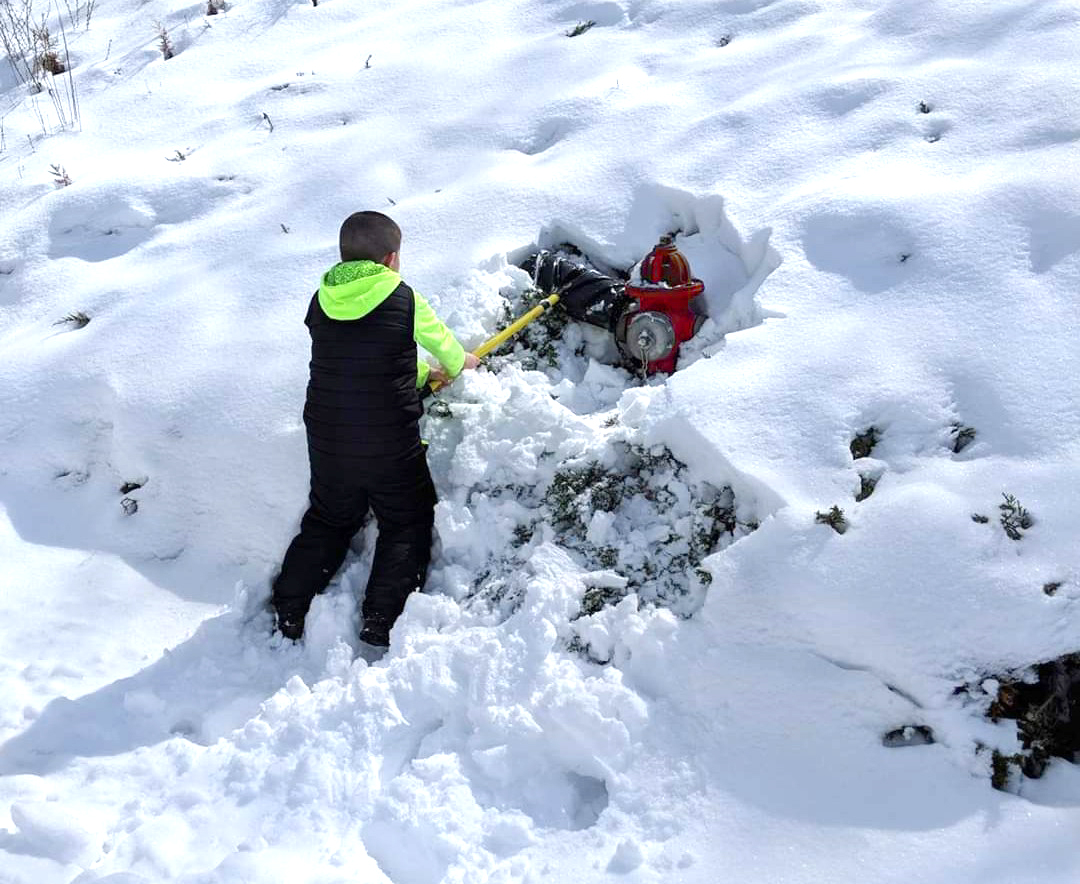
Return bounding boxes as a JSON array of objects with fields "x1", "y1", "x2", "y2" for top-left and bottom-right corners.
[{"x1": 339, "y1": 211, "x2": 401, "y2": 270}]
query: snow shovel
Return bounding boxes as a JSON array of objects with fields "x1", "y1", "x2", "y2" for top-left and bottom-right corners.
[{"x1": 427, "y1": 293, "x2": 561, "y2": 394}]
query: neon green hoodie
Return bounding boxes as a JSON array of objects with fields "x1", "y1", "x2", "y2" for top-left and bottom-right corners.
[{"x1": 318, "y1": 260, "x2": 466, "y2": 387}]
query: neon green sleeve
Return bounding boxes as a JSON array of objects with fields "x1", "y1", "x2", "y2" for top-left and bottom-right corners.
[{"x1": 414, "y1": 291, "x2": 466, "y2": 387}]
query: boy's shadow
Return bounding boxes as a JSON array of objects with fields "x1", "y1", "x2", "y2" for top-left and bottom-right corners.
[
  {"x1": 0, "y1": 604, "x2": 328, "y2": 777},
  {"x1": 0, "y1": 524, "x2": 375, "y2": 777}
]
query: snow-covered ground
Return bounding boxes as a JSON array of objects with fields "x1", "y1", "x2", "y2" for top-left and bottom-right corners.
[{"x1": 2, "y1": 0, "x2": 1080, "y2": 880}]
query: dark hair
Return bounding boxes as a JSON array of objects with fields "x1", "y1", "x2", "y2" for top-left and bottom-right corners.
[{"x1": 339, "y1": 211, "x2": 401, "y2": 263}]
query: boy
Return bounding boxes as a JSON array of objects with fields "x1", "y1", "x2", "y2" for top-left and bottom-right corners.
[{"x1": 271, "y1": 211, "x2": 478, "y2": 647}]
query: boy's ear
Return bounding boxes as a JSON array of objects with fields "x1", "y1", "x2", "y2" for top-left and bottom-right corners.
[{"x1": 381, "y1": 251, "x2": 400, "y2": 271}]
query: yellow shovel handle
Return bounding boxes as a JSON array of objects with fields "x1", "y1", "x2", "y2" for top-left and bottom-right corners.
[{"x1": 429, "y1": 294, "x2": 561, "y2": 393}]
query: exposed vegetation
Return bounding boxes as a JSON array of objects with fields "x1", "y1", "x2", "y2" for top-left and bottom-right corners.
[
  {"x1": 980, "y1": 654, "x2": 1080, "y2": 785},
  {"x1": 50, "y1": 162, "x2": 71, "y2": 186},
  {"x1": 950, "y1": 422, "x2": 977, "y2": 453},
  {"x1": 54, "y1": 310, "x2": 89, "y2": 328},
  {"x1": 815, "y1": 505, "x2": 847, "y2": 534},
  {"x1": 566, "y1": 20, "x2": 596, "y2": 37},
  {"x1": 156, "y1": 22, "x2": 173, "y2": 60},
  {"x1": 466, "y1": 443, "x2": 756, "y2": 622},
  {"x1": 849, "y1": 426, "x2": 880, "y2": 460},
  {"x1": 855, "y1": 473, "x2": 878, "y2": 502},
  {"x1": 489, "y1": 283, "x2": 573, "y2": 369},
  {"x1": 998, "y1": 492, "x2": 1033, "y2": 541}
]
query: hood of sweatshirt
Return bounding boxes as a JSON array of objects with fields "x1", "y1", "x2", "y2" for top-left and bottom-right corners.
[{"x1": 318, "y1": 260, "x2": 402, "y2": 320}]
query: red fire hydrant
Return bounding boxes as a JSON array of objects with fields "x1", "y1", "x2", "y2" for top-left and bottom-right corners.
[{"x1": 616, "y1": 235, "x2": 706, "y2": 374}]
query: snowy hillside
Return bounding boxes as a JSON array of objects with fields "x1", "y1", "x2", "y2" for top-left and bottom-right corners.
[{"x1": 2, "y1": 0, "x2": 1080, "y2": 880}]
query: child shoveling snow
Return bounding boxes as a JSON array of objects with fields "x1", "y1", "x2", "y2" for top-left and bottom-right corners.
[{"x1": 271, "y1": 211, "x2": 479, "y2": 648}]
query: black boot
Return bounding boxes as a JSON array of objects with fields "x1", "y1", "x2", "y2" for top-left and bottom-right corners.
[
  {"x1": 359, "y1": 615, "x2": 390, "y2": 648},
  {"x1": 275, "y1": 609, "x2": 306, "y2": 641}
]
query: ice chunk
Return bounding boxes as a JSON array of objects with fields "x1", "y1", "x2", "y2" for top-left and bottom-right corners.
[
  {"x1": 10, "y1": 801, "x2": 98, "y2": 866},
  {"x1": 607, "y1": 839, "x2": 644, "y2": 873}
]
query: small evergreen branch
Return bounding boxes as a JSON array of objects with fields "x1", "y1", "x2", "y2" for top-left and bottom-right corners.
[
  {"x1": 815, "y1": 505, "x2": 847, "y2": 534},
  {"x1": 998, "y1": 492, "x2": 1033, "y2": 541},
  {"x1": 54, "y1": 310, "x2": 89, "y2": 328},
  {"x1": 971, "y1": 513, "x2": 989, "y2": 524},
  {"x1": 166, "y1": 148, "x2": 188, "y2": 162},
  {"x1": 156, "y1": 22, "x2": 173, "y2": 60},
  {"x1": 716, "y1": 34, "x2": 732, "y2": 47},
  {"x1": 566, "y1": 20, "x2": 596, "y2": 37},
  {"x1": 1043, "y1": 582, "x2": 1062, "y2": 597},
  {"x1": 121, "y1": 497, "x2": 138, "y2": 515},
  {"x1": 918, "y1": 101, "x2": 932, "y2": 114},
  {"x1": 261, "y1": 111, "x2": 274, "y2": 132}
]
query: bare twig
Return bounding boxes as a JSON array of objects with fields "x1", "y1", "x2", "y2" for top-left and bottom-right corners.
[
  {"x1": 0, "y1": 0, "x2": 39, "y2": 86},
  {"x1": 49, "y1": 161, "x2": 71, "y2": 185},
  {"x1": 55, "y1": 7, "x2": 81, "y2": 129}
]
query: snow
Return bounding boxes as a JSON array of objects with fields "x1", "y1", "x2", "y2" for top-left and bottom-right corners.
[{"x1": 2, "y1": 0, "x2": 1080, "y2": 881}]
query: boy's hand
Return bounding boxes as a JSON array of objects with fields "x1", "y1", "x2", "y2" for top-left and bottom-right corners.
[{"x1": 429, "y1": 354, "x2": 480, "y2": 389}]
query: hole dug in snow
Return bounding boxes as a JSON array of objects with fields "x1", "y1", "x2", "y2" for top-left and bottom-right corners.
[
  {"x1": 426, "y1": 189, "x2": 777, "y2": 638},
  {"x1": 491, "y1": 198, "x2": 779, "y2": 408}
]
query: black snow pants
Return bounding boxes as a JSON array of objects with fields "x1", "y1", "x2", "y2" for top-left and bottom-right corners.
[{"x1": 271, "y1": 443, "x2": 437, "y2": 644}]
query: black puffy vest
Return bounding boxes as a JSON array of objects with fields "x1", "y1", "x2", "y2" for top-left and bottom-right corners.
[{"x1": 302, "y1": 281, "x2": 422, "y2": 466}]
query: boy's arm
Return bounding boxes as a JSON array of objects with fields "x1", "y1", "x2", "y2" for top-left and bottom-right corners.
[{"x1": 414, "y1": 292, "x2": 466, "y2": 388}]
